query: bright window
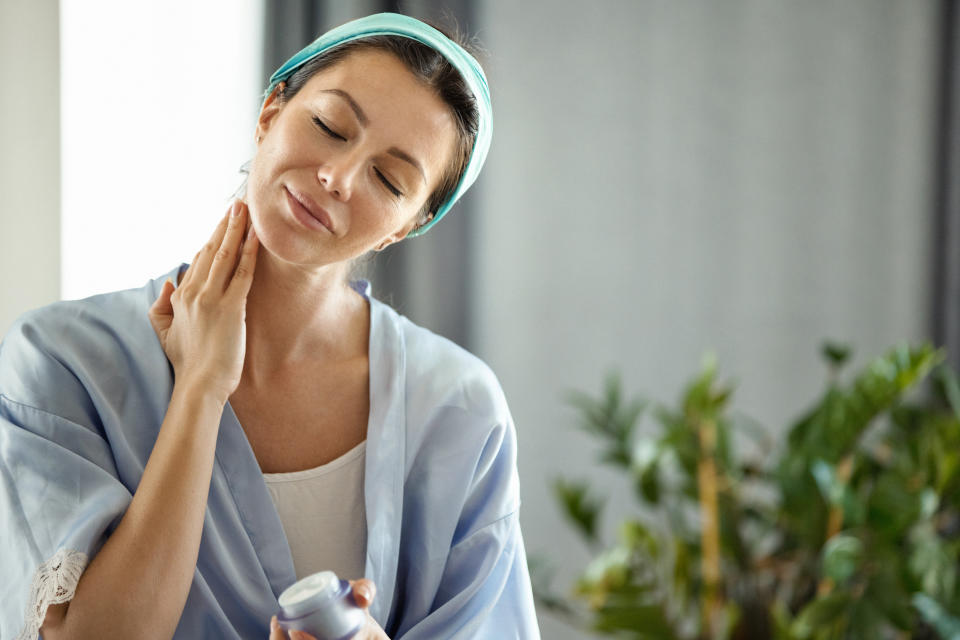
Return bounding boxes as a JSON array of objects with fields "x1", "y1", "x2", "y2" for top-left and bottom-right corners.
[{"x1": 61, "y1": 0, "x2": 263, "y2": 299}]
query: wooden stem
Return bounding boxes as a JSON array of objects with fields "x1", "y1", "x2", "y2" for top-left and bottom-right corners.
[
  {"x1": 698, "y1": 417, "x2": 722, "y2": 636},
  {"x1": 817, "y1": 455, "x2": 854, "y2": 596}
]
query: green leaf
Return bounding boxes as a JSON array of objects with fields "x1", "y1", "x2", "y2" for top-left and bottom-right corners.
[
  {"x1": 867, "y1": 471, "x2": 921, "y2": 539},
  {"x1": 770, "y1": 600, "x2": 798, "y2": 640},
  {"x1": 821, "y1": 533, "x2": 864, "y2": 583},
  {"x1": 908, "y1": 521, "x2": 957, "y2": 602},
  {"x1": 811, "y1": 459, "x2": 841, "y2": 505},
  {"x1": 638, "y1": 462, "x2": 661, "y2": 504},
  {"x1": 620, "y1": 520, "x2": 661, "y2": 557},
  {"x1": 787, "y1": 344, "x2": 943, "y2": 463},
  {"x1": 864, "y1": 554, "x2": 915, "y2": 630},
  {"x1": 592, "y1": 603, "x2": 674, "y2": 638},
  {"x1": 822, "y1": 341, "x2": 853, "y2": 368},
  {"x1": 844, "y1": 597, "x2": 884, "y2": 640},
  {"x1": 790, "y1": 592, "x2": 852, "y2": 638},
  {"x1": 913, "y1": 593, "x2": 960, "y2": 640},
  {"x1": 566, "y1": 372, "x2": 646, "y2": 470},
  {"x1": 553, "y1": 477, "x2": 603, "y2": 544},
  {"x1": 937, "y1": 365, "x2": 960, "y2": 422}
]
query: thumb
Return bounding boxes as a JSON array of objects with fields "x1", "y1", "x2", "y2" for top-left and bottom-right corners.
[
  {"x1": 349, "y1": 579, "x2": 376, "y2": 609},
  {"x1": 148, "y1": 279, "x2": 175, "y2": 334}
]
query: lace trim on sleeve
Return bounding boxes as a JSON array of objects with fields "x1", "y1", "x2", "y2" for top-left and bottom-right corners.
[{"x1": 17, "y1": 547, "x2": 89, "y2": 640}]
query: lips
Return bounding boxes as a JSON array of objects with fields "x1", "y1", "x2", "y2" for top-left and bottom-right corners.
[{"x1": 284, "y1": 185, "x2": 334, "y2": 234}]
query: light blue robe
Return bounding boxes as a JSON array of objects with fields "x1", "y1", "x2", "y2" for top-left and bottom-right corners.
[{"x1": 0, "y1": 264, "x2": 540, "y2": 639}]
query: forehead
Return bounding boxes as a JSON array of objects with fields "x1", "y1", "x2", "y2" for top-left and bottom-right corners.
[{"x1": 292, "y1": 49, "x2": 457, "y2": 182}]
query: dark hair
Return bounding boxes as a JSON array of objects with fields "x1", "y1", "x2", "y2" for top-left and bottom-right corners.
[{"x1": 276, "y1": 30, "x2": 481, "y2": 231}]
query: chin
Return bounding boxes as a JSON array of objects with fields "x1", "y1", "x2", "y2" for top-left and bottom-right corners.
[{"x1": 253, "y1": 207, "x2": 342, "y2": 270}]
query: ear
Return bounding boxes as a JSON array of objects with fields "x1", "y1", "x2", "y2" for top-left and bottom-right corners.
[
  {"x1": 255, "y1": 84, "x2": 286, "y2": 145},
  {"x1": 376, "y1": 214, "x2": 425, "y2": 251}
]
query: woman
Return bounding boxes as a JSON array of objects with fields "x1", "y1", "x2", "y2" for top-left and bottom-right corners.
[{"x1": 0, "y1": 13, "x2": 539, "y2": 640}]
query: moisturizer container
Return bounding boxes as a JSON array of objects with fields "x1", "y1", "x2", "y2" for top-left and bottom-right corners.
[{"x1": 276, "y1": 571, "x2": 365, "y2": 639}]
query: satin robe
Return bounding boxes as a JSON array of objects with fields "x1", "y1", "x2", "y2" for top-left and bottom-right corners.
[{"x1": 0, "y1": 264, "x2": 540, "y2": 639}]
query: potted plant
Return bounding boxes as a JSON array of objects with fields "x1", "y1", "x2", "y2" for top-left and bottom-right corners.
[{"x1": 534, "y1": 343, "x2": 960, "y2": 639}]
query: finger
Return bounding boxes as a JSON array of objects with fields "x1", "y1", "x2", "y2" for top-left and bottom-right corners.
[
  {"x1": 180, "y1": 210, "x2": 230, "y2": 291},
  {"x1": 350, "y1": 579, "x2": 376, "y2": 609},
  {"x1": 269, "y1": 615, "x2": 285, "y2": 640},
  {"x1": 226, "y1": 224, "x2": 259, "y2": 300},
  {"x1": 289, "y1": 631, "x2": 318, "y2": 640},
  {"x1": 147, "y1": 279, "x2": 175, "y2": 335},
  {"x1": 208, "y1": 200, "x2": 248, "y2": 292},
  {"x1": 183, "y1": 204, "x2": 234, "y2": 290}
]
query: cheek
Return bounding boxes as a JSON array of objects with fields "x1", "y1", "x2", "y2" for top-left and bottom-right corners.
[
  {"x1": 246, "y1": 140, "x2": 291, "y2": 204},
  {"x1": 243, "y1": 158, "x2": 267, "y2": 221},
  {"x1": 243, "y1": 151, "x2": 286, "y2": 241}
]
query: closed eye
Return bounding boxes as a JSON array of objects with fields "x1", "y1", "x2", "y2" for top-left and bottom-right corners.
[
  {"x1": 375, "y1": 168, "x2": 402, "y2": 197},
  {"x1": 312, "y1": 116, "x2": 346, "y2": 141}
]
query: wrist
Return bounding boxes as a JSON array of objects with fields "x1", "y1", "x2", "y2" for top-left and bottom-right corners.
[{"x1": 171, "y1": 374, "x2": 231, "y2": 411}]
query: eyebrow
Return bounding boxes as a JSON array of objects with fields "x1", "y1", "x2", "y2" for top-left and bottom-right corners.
[
  {"x1": 321, "y1": 89, "x2": 368, "y2": 125},
  {"x1": 387, "y1": 147, "x2": 426, "y2": 185},
  {"x1": 322, "y1": 88, "x2": 427, "y2": 185}
]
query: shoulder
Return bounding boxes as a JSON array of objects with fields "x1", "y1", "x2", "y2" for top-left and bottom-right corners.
[
  {"x1": 377, "y1": 305, "x2": 523, "y2": 525},
  {"x1": 392, "y1": 306, "x2": 509, "y2": 423},
  {"x1": 0, "y1": 269, "x2": 175, "y2": 422},
  {"x1": 370, "y1": 301, "x2": 516, "y2": 477}
]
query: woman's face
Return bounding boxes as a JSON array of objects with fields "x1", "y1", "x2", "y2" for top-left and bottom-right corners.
[{"x1": 246, "y1": 49, "x2": 458, "y2": 268}]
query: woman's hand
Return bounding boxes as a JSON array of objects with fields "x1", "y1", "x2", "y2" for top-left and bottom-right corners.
[
  {"x1": 148, "y1": 200, "x2": 259, "y2": 402},
  {"x1": 268, "y1": 579, "x2": 390, "y2": 640}
]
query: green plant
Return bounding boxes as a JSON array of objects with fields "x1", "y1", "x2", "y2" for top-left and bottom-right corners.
[{"x1": 535, "y1": 343, "x2": 960, "y2": 639}]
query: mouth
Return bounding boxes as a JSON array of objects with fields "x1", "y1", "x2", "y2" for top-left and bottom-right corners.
[{"x1": 284, "y1": 185, "x2": 334, "y2": 234}]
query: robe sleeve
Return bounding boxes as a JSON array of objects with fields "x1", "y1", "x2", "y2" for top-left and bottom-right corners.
[
  {"x1": 394, "y1": 510, "x2": 540, "y2": 639},
  {"x1": 0, "y1": 311, "x2": 134, "y2": 640},
  {"x1": 393, "y1": 403, "x2": 541, "y2": 640}
]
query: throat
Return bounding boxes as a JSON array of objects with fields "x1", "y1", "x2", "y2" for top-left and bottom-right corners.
[
  {"x1": 231, "y1": 355, "x2": 371, "y2": 473},
  {"x1": 244, "y1": 294, "x2": 371, "y2": 374}
]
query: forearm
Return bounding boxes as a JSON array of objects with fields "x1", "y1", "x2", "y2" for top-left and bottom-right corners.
[{"x1": 44, "y1": 381, "x2": 226, "y2": 640}]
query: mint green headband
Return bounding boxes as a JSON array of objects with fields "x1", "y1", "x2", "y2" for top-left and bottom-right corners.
[{"x1": 264, "y1": 12, "x2": 492, "y2": 237}]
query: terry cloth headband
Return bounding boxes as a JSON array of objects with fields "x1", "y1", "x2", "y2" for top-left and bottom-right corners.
[{"x1": 264, "y1": 12, "x2": 492, "y2": 237}]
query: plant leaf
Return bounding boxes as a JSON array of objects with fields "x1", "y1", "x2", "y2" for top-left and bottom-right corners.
[
  {"x1": 913, "y1": 593, "x2": 960, "y2": 640},
  {"x1": 553, "y1": 477, "x2": 603, "y2": 545},
  {"x1": 821, "y1": 533, "x2": 864, "y2": 583},
  {"x1": 822, "y1": 341, "x2": 853, "y2": 368},
  {"x1": 790, "y1": 592, "x2": 852, "y2": 638}
]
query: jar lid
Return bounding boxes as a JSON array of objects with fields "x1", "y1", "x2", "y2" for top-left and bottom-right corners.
[{"x1": 279, "y1": 571, "x2": 341, "y2": 618}]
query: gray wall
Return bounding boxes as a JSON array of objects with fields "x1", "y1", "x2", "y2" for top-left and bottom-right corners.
[
  {"x1": 0, "y1": 0, "x2": 60, "y2": 336},
  {"x1": 475, "y1": 2, "x2": 938, "y2": 637}
]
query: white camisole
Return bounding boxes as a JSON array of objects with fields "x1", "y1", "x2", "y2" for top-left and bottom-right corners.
[{"x1": 262, "y1": 440, "x2": 368, "y2": 581}]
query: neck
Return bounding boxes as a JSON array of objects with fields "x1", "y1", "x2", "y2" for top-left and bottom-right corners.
[{"x1": 241, "y1": 248, "x2": 368, "y2": 384}]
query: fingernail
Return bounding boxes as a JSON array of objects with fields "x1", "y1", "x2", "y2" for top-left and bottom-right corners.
[
  {"x1": 231, "y1": 201, "x2": 241, "y2": 217},
  {"x1": 270, "y1": 615, "x2": 279, "y2": 632},
  {"x1": 355, "y1": 584, "x2": 371, "y2": 601}
]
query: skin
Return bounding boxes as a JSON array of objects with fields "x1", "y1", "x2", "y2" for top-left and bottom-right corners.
[
  {"x1": 242, "y1": 48, "x2": 456, "y2": 374},
  {"x1": 39, "y1": 49, "x2": 458, "y2": 640}
]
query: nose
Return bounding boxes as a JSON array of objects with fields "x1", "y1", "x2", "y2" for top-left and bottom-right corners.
[{"x1": 316, "y1": 151, "x2": 361, "y2": 202}]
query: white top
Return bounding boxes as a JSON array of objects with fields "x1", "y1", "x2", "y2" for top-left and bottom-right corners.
[{"x1": 263, "y1": 440, "x2": 368, "y2": 582}]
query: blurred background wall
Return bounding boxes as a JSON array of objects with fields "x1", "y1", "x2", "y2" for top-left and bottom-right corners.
[
  {"x1": 1, "y1": 1, "x2": 957, "y2": 638},
  {"x1": 474, "y1": 2, "x2": 941, "y2": 638}
]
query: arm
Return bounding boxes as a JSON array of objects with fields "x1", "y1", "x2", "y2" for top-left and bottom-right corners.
[
  {"x1": 40, "y1": 201, "x2": 259, "y2": 640},
  {"x1": 40, "y1": 382, "x2": 224, "y2": 640}
]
